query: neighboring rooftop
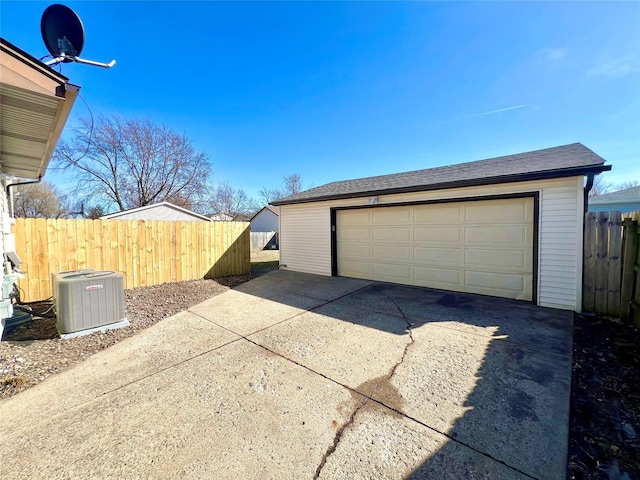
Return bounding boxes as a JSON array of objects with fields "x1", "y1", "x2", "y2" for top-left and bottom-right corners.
[
  {"x1": 101, "y1": 202, "x2": 211, "y2": 221},
  {"x1": 271, "y1": 143, "x2": 610, "y2": 205},
  {"x1": 250, "y1": 205, "x2": 280, "y2": 221},
  {"x1": 233, "y1": 213, "x2": 253, "y2": 222},
  {"x1": 589, "y1": 185, "x2": 640, "y2": 204}
]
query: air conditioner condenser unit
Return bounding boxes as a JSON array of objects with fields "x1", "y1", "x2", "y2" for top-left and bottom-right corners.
[{"x1": 53, "y1": 270, "x2": 129, "y2": 339}]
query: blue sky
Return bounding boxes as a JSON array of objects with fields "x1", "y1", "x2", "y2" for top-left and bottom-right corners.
[{"x1": 2, "y1": 1, "x2": 639, "y2": 202}]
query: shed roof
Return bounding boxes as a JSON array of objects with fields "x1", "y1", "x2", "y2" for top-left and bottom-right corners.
[
  {"x1": 271, "y1": 143, "x2": 610, "y2": 206},
  {"x1": 250, "y1": 205, "x2": 280, "y2": 221},
  {"x1": 101, "y1": 202, "x2": 211, "y2": 221}
]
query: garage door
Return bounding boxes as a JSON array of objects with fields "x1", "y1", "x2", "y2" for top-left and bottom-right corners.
[{"x1": 336, "y1": 197, "x2": 534, "y2": 300}]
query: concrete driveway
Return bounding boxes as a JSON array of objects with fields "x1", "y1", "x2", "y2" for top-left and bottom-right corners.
[{"x1": 0, "y1": 271, "x2": 572, "y2": 479}]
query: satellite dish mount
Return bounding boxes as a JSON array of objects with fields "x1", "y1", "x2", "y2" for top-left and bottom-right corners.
[{"x1": 41, "y1": 4, "x2": 116, "y2": 69}]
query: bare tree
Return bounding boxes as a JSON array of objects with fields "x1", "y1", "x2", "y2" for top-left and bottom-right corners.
[
  {"x1": 283, "y1": 173, "x2": 303, "y2": 195},
  {"x1": 259, "y1": 187, "x2": 284, "y2": 205},
  {"x1": 209, "y1": 181, "x2": 258, "y2": 218},
  {"x1": 612, "y1": 179, "x2": 640, "y2": 191},
  {"x1": 588, "y1": 175, "x2": 611, "y2": 197},
  {"x1": 54, "y1": 115, "x2": 212, "y2": 211},
  {"x1": 13, "y1": 181, "x2": 69, "y2": 218},
  {"x1": 589, "y1": 176, "x2": 640, "y2": 197},
  {"x1": 260, "y1": 173, "x2": 304, "y2": 204}
]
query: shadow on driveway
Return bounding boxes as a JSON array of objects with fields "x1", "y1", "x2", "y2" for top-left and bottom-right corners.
[
  {"x1": 0, "y1": 270, "x2": 572, "y2": 479},
  {"x1": 232, "y1": 271, "x2": 573, "y2": 479}
]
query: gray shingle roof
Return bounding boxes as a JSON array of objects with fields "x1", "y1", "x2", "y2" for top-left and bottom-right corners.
[
  {"x1": 589, "y1": 185, "x2": 640, "y2": 204},
  {"x1": 271, "y1": 143, "x2": 610, "y2": 206}
]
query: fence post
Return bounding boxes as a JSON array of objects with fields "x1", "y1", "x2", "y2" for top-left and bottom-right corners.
[
  {"x1": 620, "y1": 218, "x2": 638, "y2": 322},
  {"x1": 594, "y1": 211, "x2": 609, "y2": 315},
  {"x1": 606, "y1": 212, "x2": 622, "y2": 317},
  {"x1": 582, "y1": 212, "x2": 596, "y2": 312}
]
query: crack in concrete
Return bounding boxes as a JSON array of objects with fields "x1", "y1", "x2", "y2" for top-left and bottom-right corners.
[
  {"x1": 384, "y1": 293, "x2": 416, "y2": 379},
  {"x1": 312, "y1": 394, "x2": 371, "y2": 479},
  {"x1": 313, "y1": 293, "x2": 416, "y2": 479},
  {"x1": 191, "y1": 300, "x2": 538, "y2": 480}
]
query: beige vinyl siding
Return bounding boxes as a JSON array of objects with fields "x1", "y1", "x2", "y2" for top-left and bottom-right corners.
[
  {"x1": 280, "y1": 203, "x2": 332, "y2": 275},
  {"x1": 279, "y1": 176, "x2": 583, "y2": 310},
  {"x1": 537, "y1": 177, "x2": 583, "y2": 310}
]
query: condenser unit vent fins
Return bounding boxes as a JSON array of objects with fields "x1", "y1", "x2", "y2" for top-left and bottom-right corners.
[{"x1": 53, "y1": 270, "x2": 128, "y2": 339}]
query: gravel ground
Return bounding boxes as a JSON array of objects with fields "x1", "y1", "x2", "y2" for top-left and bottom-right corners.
[
  {"x1": 0, "y1": 251, "x2": 279, "y2": 398},
  {"x1": 567, "y1": 314, "x2": 640, "y2": 479}
]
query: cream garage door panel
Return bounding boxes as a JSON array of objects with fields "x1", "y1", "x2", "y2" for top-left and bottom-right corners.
[{"x1": 336, "y1": 198, "x2": 534, "y2": 300}]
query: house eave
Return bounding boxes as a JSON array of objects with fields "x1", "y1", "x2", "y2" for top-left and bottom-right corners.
[{"x1": 0, "y1": 37, "x2": 80, "y2": 180}]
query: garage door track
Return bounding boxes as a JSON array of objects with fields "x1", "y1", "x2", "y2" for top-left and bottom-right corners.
[{"x1": 0, "y1": 270, "x2": 572, "y2": 479}]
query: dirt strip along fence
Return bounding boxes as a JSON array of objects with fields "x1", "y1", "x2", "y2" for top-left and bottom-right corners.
[
  {"x1": 583, "y1": 210, "x2": 640, "y2": 325},
  {"x1": 13, "y1": 218, "x2": 250, "y2": 302}
]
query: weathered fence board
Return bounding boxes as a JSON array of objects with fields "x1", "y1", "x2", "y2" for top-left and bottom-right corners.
[
  {"x1": 594, "y1": 212, "x2": 610, "y2": 313},
  {"x1": 620, "y1": 217, "x2": 640, "y2": 325},
  {"x1": 250, "y1": 231, "x2": 279, "y2": 250},
  {"x1": 13, "y1": 218, "x2": 250, "y2": 302},
  {"x1": 606, "y1": 212, "x2": 622, "y2": 315},
  {"x1": 584, "y1": 210, "x2": 639, "y2": 320},
  {"x1": 583, "y1": 211, "x2": 596, "y2": 312}
]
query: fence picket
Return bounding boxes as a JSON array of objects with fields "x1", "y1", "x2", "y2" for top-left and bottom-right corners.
[
  {"x1": 582, "y1": 213, "x2": 596, "y2": 312},
  {"x1": 593, "y1": 212, "x2": 610, "y2": 314},
  {"x1": 583, "y1": 210, "x2": 639, "y2": 319},
  {"x1": 607, "y1": 212, "x2": 622, "y2": 317}
]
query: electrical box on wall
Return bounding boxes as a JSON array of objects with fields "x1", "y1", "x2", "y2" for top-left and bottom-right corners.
[{"x1": 52, "y1": 270, "x2": 128, "y2": 339}]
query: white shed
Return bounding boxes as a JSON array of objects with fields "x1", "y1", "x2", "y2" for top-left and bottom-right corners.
[
  {"x1": 250, "y1": 206, "x2": 279, "y2": 232},
  {"x1": 271, "y1": 143, "x2": 611, "y2": 311}
]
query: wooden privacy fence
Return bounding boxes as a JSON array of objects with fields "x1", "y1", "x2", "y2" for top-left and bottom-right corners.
[
  {"x1": 13, "y1": 218, "x2": 250, "y2": 302},
  {"x1": 583, "y1": 210, "x2": 640, "y2": 323},
  {"x1": 250, "y1": 231, "x2": 278, "y2": 250}
]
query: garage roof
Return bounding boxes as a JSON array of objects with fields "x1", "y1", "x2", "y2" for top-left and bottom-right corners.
[
  {"x1": 0, "y1": 38, "x2": 79, "y2": 179},
  {"x1": 271, "y1": 143, "x2": 611, "y2": 206}
]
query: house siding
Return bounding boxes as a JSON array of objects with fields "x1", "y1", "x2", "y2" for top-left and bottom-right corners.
[
  {"x1": 280, "y1": 203, "x2": 331, "y2": 275},
  {"x1": 537, "y1": 177, "x2": 583, "y2": 310},
  {"x1": 1, "y1": 178, "x2": 9, "y2": 256},
  {"x1": 1, "y1": 176, "x2": 15, "y2": 321},
  {"x1": 588, "y1": 202, "x2": 640, "y2": 213},
  {"x1": 251, "y1": 210, "x2": 279, "y2": 232},
  {"x1": 279, "y1": 176, "x2": 584, "y2": 310}
]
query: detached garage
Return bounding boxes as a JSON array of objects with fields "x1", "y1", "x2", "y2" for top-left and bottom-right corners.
[{"x1": 271, "y1": 143, "x2": 610, "y2": 311}]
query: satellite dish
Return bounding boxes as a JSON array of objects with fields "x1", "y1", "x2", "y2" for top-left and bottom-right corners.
[
  {"x1": 41, "y1": 4, "x2": 84, "y2": 63},
  {"x1": 40, "y1": 4, "x2": 115, "y2": 69}
]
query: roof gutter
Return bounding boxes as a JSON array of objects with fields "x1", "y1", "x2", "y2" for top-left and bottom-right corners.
[
  {"x1": 38, "y1": 82, "x2": 80, "y2": 177},
  {"x1": 5, "y1": 176, "x2": 42, "y2": 217},
  {"x1": 272, "y1": 164, "x2": 612, "y2": 206},
  {"x1": 583, "y1": 172, "x2": 595, "y2": 215}
]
